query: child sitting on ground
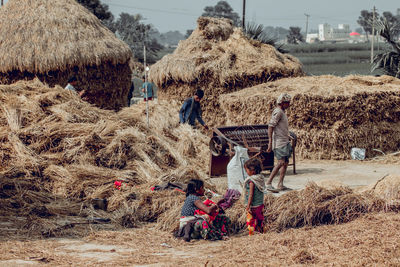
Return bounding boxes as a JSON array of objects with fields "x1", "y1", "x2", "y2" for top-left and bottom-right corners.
[
  {"x1": 243, "y1": 158, "x2": 265, "y2": 235},
  {"x1": 178, "y1": 179, "x2": 230, "y2": 241}
]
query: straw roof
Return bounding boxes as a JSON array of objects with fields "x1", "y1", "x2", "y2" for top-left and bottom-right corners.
[
  {"x1": 0, "y1": 0, "x2": 132, "y2": 73},
  {"x1": 149, "y1": 16, "x2": 303, "y2": 92},
  {"x1": 219, "y1": 75, "x2": 400, "y2": 159}
]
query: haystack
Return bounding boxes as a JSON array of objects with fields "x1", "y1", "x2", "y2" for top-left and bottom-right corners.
[
  {"x1": 0, "y1": 79, "x2": 213, "y2": 234},
  {"x1": 0, "y1": 0, "x2": 133, "y2": 110},
  {"x1": 219, "y1": 75, "x2": 400, "y2": 159},
  {"x1": 149, "y1": 16, "x2": 303, "y2": 125}
]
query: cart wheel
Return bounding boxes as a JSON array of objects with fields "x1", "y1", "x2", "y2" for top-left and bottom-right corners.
[{"x1": 209, "y1": 136, "x2": 227, "y2": 156}]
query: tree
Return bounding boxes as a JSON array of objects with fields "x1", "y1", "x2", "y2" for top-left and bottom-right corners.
[
  {"x1": 380, "y1": 11, "x2": 400, "y2": 38},
  {"x1": 185, "y1": 29, "x2": 194, "y2": 39},
  {"x1": 372, "y1": 18, "x2": 400, "y2": 77},
  {"x1": 114, "y1": 13, "x2": 163, "y2": 64},
  {"x1": 77, "y1": 0, "x2": 115, "y2": 31},
  {"x1": 357, "y1": 10, "x2": 379, "y2": 41},
  {"x1": 244, "y1": 22, "x2": 286, "y2": 53},
  {"x1": 202, "y1": 1, "x2": 241, "y2": 27},
  {"x1": 286, "y1": 27, "x2": 304, "y2": 44}
]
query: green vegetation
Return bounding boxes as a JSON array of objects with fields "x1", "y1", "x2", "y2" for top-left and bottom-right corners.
[{"x1": 285, "y1": 43, "x2": 389, "y2": 76}]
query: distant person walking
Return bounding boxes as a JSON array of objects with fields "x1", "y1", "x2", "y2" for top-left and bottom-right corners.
[
  {"x1": 179, "y1": 89, "x2": 208, "y2": 130},
  {"x1": 265, "y1": 93, "x2": 292, "y2": 192},
  {"x1": 141, "y1": 75, "x2": 153, "y2": 101},
  {"x1": 65, "y1": 76, "x2": 86, "y2": 98}
]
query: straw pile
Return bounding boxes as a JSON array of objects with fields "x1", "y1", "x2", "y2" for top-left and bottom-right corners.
[
  {"x1": 149, "y1": 16, "x2": 303, "y2": 125},
  {"x1": 367, "y1": 175, "x2": 400, "y2": 209},
  {"x1": 155, "y1": 182, "x2": 390, "y2": 234},
  {"x1": 219, "y1": 75, "x2": 400, "y2": 159},
  {"x1": 0, "y1": 0, "x2": 133, "y2": 110},
  {"x1": 0, "y1": 79, "x2": 212, "y2": 234}
]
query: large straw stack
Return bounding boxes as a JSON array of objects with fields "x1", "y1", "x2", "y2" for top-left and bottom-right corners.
[
  {"x1": 219, "y1": 75, "x2": 400, "y2": 159},
  {"x1": 149, "y1": 16, "x2": 304, "y2": 125},
  {"x1": 0, "y1": 80, "x2": 211, "y2": 233},
  {"x1": 0, "y1": 0, "x2": 133, "y2": 110}
]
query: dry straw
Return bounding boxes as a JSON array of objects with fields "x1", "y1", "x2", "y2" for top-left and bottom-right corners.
[
  {"x1": 149, "y1": 16, "x2": 304, "y2": 125},
  {"x1": 0, "y1": 0, "x2": 133, "y2": 110},
  {"x1": 219, "y1": 75, "x2": 400, "y2": 159},
  {"x1": 0, "y1": 79, "x2": 211, "y2": 236}
]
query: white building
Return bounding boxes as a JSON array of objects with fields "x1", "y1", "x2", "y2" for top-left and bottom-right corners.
[{"x1": 318, "y1": 23, "x2": 351, "y2": 41}]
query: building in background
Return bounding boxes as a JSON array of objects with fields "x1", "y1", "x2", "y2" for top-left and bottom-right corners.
[{"x1": 318, "y1": 23, "x2": 351, "y2": 42}]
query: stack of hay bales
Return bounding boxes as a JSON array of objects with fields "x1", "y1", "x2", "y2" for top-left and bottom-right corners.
[
  {"x1": 219, "y1": 75, "x2": 400, "y2": 159},
  {"x1": 0, "y1": 0, "x2": 133, "y2": 110},
  {"x1": 149, "y1": 16, "x2": 303, "y2": 125},
  {"x1": 0, "y1": 79, "x2": 211, "y2": 231}
]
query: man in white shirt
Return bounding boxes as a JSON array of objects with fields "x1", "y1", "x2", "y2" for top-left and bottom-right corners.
[
  {"x1": 65, "y1": 76, "x2": 86, "y2": 98},
  {"x1": 266, "y1": 93, "x2": 292, "y2": 192}
]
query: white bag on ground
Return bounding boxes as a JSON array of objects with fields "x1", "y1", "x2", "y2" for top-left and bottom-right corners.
[
  {"x1": 227, "y1": 146, "x2": 249, "y2": 193},
  {"x1": 350, "y1": 147, "x2": 366, "y2": 160}
]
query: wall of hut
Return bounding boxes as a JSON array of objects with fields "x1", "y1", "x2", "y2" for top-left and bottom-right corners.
[{"x1": 0, "y1": 61, "x2": 131, "y2": 111}]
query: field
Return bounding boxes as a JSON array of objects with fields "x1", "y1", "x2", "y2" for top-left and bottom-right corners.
[{"x1": 285, "y1": 42, "x2": 388, "y2": 76}]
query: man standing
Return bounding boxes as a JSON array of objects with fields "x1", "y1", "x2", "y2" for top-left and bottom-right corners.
[
  {"x1": 141, "y1": 75, "x2": 153, "y2": 101},
  {"x1": 179, "y1": 89, "x2": 208, "y2": 130},
  {"x1": 265, "y1": 93, "x2": 292, "y2": 192}
]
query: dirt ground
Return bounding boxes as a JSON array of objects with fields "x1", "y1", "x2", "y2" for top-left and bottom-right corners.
[{"x1": 1, "y1": 160, "x2": 399, "y2": 266}]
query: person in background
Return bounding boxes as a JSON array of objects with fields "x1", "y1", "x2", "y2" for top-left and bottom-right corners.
[
  {"x1": 141, "y1": 75, "x2": 153, "y2": 101},
  {"x1": 65, "y1": 76, "x2": 86, "y2": 98},
  {"x1": 127, "y1": 79, "x2": 135, "y2": 106},
  {"x1": 179, "y1": 89, "x2": 208, "y2": 130},
  {"x1": 266, "y1": 93, "x2": 292, "y2": 192},
  {"x1": 243, "y1": 158, "x2": 265, "y2": 235}
]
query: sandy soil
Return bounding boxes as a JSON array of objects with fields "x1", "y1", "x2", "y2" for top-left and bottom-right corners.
[{"x1": 0, "y1": 160, "x2": 399, "y2": 266}]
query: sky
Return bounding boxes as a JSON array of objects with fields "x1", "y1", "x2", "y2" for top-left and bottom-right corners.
[
  {"x1": 101, "y1": 0, "x2": 400, "y2": 33},
  {"x1": 2, "y1": 0, "x2": 399, "y2": 33}
]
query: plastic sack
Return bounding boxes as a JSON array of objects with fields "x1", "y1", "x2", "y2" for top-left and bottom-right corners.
[
  {"x1": 350, "y1": 147, "x2": 366, "y2": 160},
  {"x1": 227, "y1": 146, "x2": 249, "y2": 193}
]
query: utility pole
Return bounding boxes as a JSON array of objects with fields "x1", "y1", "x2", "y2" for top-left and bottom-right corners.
[
  {"x1": 242, "y1": 0, "x2": 246, "y2": 29},
  {"x1": 143, "y1": 31, "x2": 149, "y2": 128},
  {"x1": 304, "y1": 13, "x2": 310, "y2": 42},
  {"x1": 370, "y1": 6, "x2": 376, "y2": 63},
  {"x1": 1, "y1": 0, "x2": 3, "y2": 7}
]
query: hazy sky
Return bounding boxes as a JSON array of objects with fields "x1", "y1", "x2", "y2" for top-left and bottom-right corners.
[{"x1": 102, "y1": 0, "x2": 400, "y2": 33}]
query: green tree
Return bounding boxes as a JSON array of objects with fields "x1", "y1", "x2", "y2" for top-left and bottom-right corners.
[
  {"x1": 286, "y1": 27, "x2": 304, "y2": 44},
  {"x1": 77, "y1": 0, "x2": 115, "y2": 31},
  {"x1": 357, "y1": 10, "x2": 379, "y2": 41},
  {"x1": 202, "y1": 1, "x2": 241, "y2": 27},
  {"x1": 185, "y1": 29, "x2": 194, "y2": 39},
  {"x1": 372, "y1": 18, "x2": 400, "y2": 77},
  {"x1": 244, "y1": 22, "x2": 286, "y2": 53},
  {"x1": 114, "y1": 13, "x2": 163, "y2": 64},
  {"x1": 380, "y1": 11, "x2": 400, "y2": 38}
]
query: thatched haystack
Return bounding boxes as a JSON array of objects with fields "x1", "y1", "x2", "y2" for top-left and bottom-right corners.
[
  {"x1": 219, "y1": 75, "x2": 400, "y2": 159},
  {"x1": 149, "y1": 16, "x2": 303, "y2": 125},
  {"x1": 0, "y1": 0, "x2": 133, "y2": 110},
  {"x1": 0, "y1": 79, "x2": 213, "y2": 234}
]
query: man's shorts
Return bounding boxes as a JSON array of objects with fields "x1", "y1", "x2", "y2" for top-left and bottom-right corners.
[{"x1": 273, "y1": 142, "x2": 293, "y2": 162}]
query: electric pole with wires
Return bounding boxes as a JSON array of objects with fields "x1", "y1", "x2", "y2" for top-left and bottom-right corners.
[
  {"x1": 242, "y1": 0, "x2": 246, "y2": 29},
  {"x1": 371, "y1": 6, "x2": 376, "y2": 63}
]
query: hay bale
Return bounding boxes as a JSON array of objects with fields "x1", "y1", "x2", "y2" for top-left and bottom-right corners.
[
  {"x1": 149, "y1": 16, "x2": 303, "y2": 125},
  {"x1": 0, "y1": 0, "x2": 134, "y2": 110},
  {"x1": 219, "y1": 75, "x2": 400, "y2": 159}
]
